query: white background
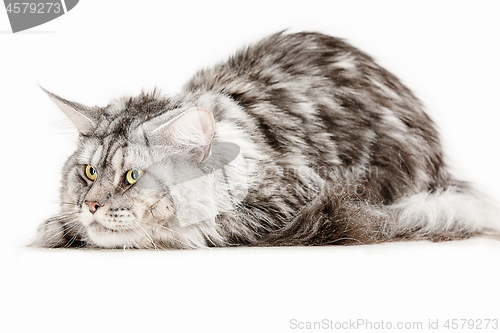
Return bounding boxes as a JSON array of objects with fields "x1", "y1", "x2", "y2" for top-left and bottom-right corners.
[{"x1": 1, "y1": 1, "x2": 499, "y2": 332}]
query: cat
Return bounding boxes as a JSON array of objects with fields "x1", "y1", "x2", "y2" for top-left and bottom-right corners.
[{"x1": 33, "y1": 31, "x2": 499, "y2": 249}]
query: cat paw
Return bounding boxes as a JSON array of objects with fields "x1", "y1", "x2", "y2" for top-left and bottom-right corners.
[{"x1": 31, "y1": 218, "x2": 67, "y2": 248}]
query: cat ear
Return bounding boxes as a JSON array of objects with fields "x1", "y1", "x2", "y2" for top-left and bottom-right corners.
[
  {"x1": 147, "y1": 108, "x2": 215, "y2": 163},
  {"x1": 41, "y1": 87, "x2": 97, "y2": 135}
]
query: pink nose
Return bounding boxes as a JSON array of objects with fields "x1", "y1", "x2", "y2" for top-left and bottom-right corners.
[{"x1": 85, "y1": 201, "x2": 101, "y2": 214}]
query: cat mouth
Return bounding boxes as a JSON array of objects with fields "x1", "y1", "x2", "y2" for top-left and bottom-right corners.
[
  {"x1": 87, "y1": 221, "x2": 138, "y2": 248},
  {"x1": 89, "y1": 221, "x2": 119, "y2": 234}
]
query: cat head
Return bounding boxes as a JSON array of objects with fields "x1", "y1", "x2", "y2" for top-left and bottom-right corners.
[{"x1": 44, "y1": 89, "x2": 244, "y2": 249}]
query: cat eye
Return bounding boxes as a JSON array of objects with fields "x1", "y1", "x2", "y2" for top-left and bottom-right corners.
[
  {"x1": 85, "y1": 165, "x2": 97, "y2": 181},
  {"x1": 125, "y1": 169, "x2": 144, "y2": 185}
]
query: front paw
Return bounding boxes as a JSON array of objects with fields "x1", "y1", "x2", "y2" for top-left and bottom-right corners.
[{"x1": 31, "y1": 217, "x2": 68, "y2": 248}]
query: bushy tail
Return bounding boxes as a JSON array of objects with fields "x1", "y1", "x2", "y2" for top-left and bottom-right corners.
[
  {"x1": 385, "y1": 182, "x2": 500, "y2": 241},
  {"x1": 257, "y1": 181, "x2": 500, "y2": 246}
]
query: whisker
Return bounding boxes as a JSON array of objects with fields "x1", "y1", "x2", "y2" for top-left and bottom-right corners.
[
  {"x1": 143, "y1": 224, "x2": 196, "y2": 249},
  {"x1": 122, "y1": 228, "x2": 141, "y2": 249},
  {"x1": 131, "y1": 220, "x2": 160, "y2": 250},
  {"x1": 139, "y1": 221, "x2": 208, "y2": 249},
  {"x1": 37, "y1": 216, "x2": 80, "y2": 247}
]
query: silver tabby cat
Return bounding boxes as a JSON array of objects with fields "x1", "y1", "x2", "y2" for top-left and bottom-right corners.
[{"x1": 34, "y1": 32, "x2": 499, "y2": 249}]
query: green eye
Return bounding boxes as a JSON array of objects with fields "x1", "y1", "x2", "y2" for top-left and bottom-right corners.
[
  {"x1": 85, "y1": 165, "x2": 97, "y2": 181},
  {"x1": 125, "y1": 169, "x2": 144, "y2": 185}
]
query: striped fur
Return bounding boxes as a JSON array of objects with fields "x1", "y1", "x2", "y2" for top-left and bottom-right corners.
[{"x1": 33, "y1": 32, "x2": 499, "y2": 249}]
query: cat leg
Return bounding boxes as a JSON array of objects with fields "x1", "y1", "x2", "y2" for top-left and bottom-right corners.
[
  {"x1": 31, "y1": 214, "x2": 83, "y2": 248},
  {"x1": 256, "y1": 183, "x2": 390, "y2": 246}
]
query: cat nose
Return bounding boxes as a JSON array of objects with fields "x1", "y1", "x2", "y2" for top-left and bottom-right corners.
[{"x1": 85, "y1": 201, "x2": 101, "y2": 214}]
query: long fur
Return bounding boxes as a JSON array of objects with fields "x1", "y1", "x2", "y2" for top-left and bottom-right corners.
[{"x1": 33, "y1": 32, "x2": 499, "y2": 249}]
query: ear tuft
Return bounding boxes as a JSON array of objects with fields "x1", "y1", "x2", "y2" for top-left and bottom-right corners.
[{"x1": 41, "y1": 87, "x2": 97, "y2": 135}]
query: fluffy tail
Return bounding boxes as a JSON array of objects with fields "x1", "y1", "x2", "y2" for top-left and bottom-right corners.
[
  {"x1": 385, "y1": 182, "x2": 500, "y2": 241},
  {"x1": 257, "y1": 181, "x2": 500, "y2": 246}
]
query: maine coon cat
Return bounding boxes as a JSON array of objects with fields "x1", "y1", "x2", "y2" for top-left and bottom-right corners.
[{"x1": 34, "y1": 32, "x2": 499, "y2": 249}]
